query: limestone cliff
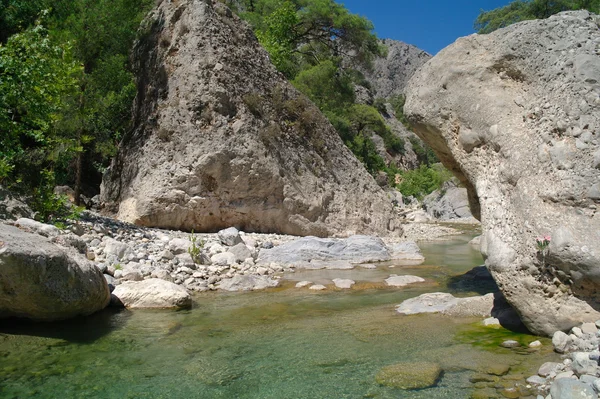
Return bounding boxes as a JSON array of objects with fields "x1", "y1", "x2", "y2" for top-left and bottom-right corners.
[
  {"x1": 405, "y1": 11, "x2": 600, "y2": 335},
  {"x1": 100, "y1": 0, "x2": 399, "y2": 237}
]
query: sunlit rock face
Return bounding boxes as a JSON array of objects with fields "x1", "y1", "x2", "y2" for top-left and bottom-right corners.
[
  {"x1": 101, "y1": 0, "x2": 400, "y2": 238},
  {"x1": 405, "y1": 11, "x2": 600, "y2": 335}
]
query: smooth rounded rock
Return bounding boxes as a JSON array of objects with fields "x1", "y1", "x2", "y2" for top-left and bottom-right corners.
[
  {"x1": 0, "y1": 224, "x2": 110, "y2": 321},
  {"x1": 111, "y1": 278, "x2": 191, "y2": 309},
  {"x1": 384, "y1": 274, "x2": 424, "y2": 287}
]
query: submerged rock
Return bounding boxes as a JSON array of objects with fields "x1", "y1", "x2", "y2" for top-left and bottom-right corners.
[
  {"x1": 375, "y1": 362, "x2": 442, "y2": 389},
  {"x1": 405, "y1": 11, "x2": 600, "y2": 335},
  {"x1": 217, "y1": 275, "x2": 279, "y2": 292},
  {"x1": 384, "y1": 275, "x2": 425, "y2": 287},
  {"x1": 396, "y1": 292, "x2": 495, "y2": 317},
  {"x1": 0, "y1": 224, "x2": 110, "y2": 320},
  {"x1": 111, "y1": 278, "x2": 191, "y2": 308}
]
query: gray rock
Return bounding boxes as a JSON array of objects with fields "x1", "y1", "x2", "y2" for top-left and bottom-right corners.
[
  {"x1": 501, "y1": 340, "x2": 521, "y2": 348},
  {"x1": 539, "y1": 362, "x2": 562, "y2": 377},
  {"x1": 550, "y1": 378, "x2": 596, "y2": 399},
  {"x1": 104, "y1": 239, "x2": 133, "y2": 260},
  {"x1": 168, "y1": 238, "x2": 191, "y2": 255},
  {"x1": 355, "y1": 38, "x2": 431, "y2": 99},
  {"x1": 120, "y1": 269, "x2": 144, "y2": 282},
  {"x1": 387, "y1": 241, "x2": 425, "y2": 262},
  {"x1": 581, "y1": 323, "x2": 598, "y2": 335},
  {"x1": 0, "y1": 186, "x2": 33, "y2": 221},
  {"x1": 395, "y1": 292, "x2": 457, "y2": 315},
  {"x1": 229, "y1": 242, "x2": 252, "y2": 263},
  {"x1": 14, "y1": 218, "x2": 60, "y2": 237},
  {"x1": 99, "y1": 0, "x2": 399, "y2": 238},
  {"x1": 527, "y1": 375, "x2": 547, "y2": 385},
  {"x1": 384, "y1": 275, "x2": 424, "y2": 287},
  {"x1": 571, "y1": 352, "x2": 598, "y2": 377},
  {"x1": 423, "y1": 179, "x2": 475, "y2": 220},
  {"x1": 554, "y1": 331, "x2": 572, "y2": 353},
  {"x1": 218, "y1": 227, "x2": 243, "y2": 247},
  {"x1": 257, "y1": 235, "x2": 391, "y2": 268},
  {"x1": 295, "y1": 281, "x2": 312, "y2": 288},
  {"x1": 217, "y1": 275, "x2": 279, "y2": 292},
  {"x1": 211, "y1": 252, "x2": 236, "y2": 266},
  {"x1": 309, "y1": 284, "x2": 327, "y2": 291},
  {"x1": 396, "y1": 292, "x2": 496, "y2": 317},
  {"x1": 0, "y1": 224, "x2": 110, "y2": 320},
  {"x1": 111, "y1": 279, "x2": 191, "y2": 309},
  {"x1": 405, "y1": 11, "x2": 600, "y2": 335},
  {"x1": 51, "y1": 234, "x2": 87, "y2": 254},
  {"x1": 332, "y1": 278, "x2": 355, "y2": 289}
]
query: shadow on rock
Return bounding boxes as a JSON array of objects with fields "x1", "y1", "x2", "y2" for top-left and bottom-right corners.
[
  {"x1": 491, "y1": 292, "x2": 530, "y2": 334},
  {"x1": 447, "y1": 265, "x2": 499, "y2": 295},
  {"x1": 0, "y1": 307, "x2": 128, "y2": 343}
]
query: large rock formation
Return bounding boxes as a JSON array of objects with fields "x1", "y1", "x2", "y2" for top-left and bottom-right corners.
[
  {"x1": 405, "y1": 11, "x2": 600, "y2": 335},
  {"x1": 0, "y1": 224, "x2": 110, "y2": 321},
  {"x1": 361, "y1": 39, "x2": 431, "y2": 99},
  {"x1": 100, "y1": 0, "x2": 398, "y2": 237}
]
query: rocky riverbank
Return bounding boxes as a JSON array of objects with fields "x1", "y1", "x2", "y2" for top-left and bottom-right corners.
[{"x1": 6, "y1": 211, "x2": 466, "y2": 299}]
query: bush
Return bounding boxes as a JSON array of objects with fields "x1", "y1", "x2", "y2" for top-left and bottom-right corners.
[{"x1": 396, "y1": 164, "x2": 453, "y2": 200}]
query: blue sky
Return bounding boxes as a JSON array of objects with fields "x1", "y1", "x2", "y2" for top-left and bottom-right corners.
[{"x1": 339, "y1": 0, "x2": 513, "y2": 54}]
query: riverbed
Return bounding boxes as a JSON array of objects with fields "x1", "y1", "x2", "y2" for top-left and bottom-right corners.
[{"x1": 0, "y1": 234, "x2": 559, "y2": 398}]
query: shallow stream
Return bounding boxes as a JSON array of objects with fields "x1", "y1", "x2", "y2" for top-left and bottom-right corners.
[{"x1": 0, "y1": 234, "x2": 559, "y2": 398}]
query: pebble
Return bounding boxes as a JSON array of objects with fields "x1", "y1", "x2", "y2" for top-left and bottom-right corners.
[
  {"x1": 309, "y1": 284, "x2": 327, "y2": 291},
  {"x1": 501, "y1": 340, "x2": 521, "y2": 348}
]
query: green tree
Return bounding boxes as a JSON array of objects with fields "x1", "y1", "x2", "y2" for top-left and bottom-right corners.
[
  {"x1": 475, "y1": 0, "x2": 600, "y2": 33},
  {"x1": 0, "y1": 23, "x2": 80, "y2": 187},
  {"x1": 50, "y1": 0, "x2": 152, "y2": 204},
  {"x1": 247, "y1": 0, "x2": 383, "y2": 78},
  {"x1": 291, "y1": 60, "x2": 355, "y2": 111}
]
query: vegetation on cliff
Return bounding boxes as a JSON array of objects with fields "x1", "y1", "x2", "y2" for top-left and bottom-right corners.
[{"x1": 475, "y1": 0, "x2": 600, "y2": 33}]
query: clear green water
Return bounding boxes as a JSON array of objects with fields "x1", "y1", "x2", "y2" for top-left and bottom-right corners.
[{"x1": 0, "y1": 235, "x2": 557, "y2": 398}]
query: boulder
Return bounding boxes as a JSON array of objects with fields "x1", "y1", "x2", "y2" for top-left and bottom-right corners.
[
  {"x1": 550, "y1": 378, "x2": 596, "y2": 399},
  {"x1": 100, "y1": 0, "x2": 399, "y2": 238},
  {"x1": 423, "y1": 179, "x2": 474, "y2": 220},
  {"x1": 217, "y1": 275, "x2": 279, "y2": 292},
  {"x1": 111, "y1": 279, "x2": 191, "y2": 308},
  {"x1": 0, "y1": 224, "x2": 110, "y2": 320},
  {"x1": 405, "y1": 11, "x2": 600, "y2": 335},
  {"x1": 0, "y1": 186, "x2": 33, "y2": 221},
  {"x1": 229, "y1": 242, "x2": 252, "y2": 263},
  {"x1": 218, "y1": 227, "x2": 243, "y2": 246},
  {"x1": 256, "y1": 235, "x2": 391, "y2": 268}
]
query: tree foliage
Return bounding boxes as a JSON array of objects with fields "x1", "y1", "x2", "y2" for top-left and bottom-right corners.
[
  {"x1": 0, "y1": 0, "x2": 152, "y2": 215},
  {"x1": 244, "y1": 0, "x2": 383, "y2": 78},
  {"x1": 475, "y1": 0, "x2": 600, "y2": 33},
  {"x1": 0, "y1": 23, "x2": 80, "y2": 186}
]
